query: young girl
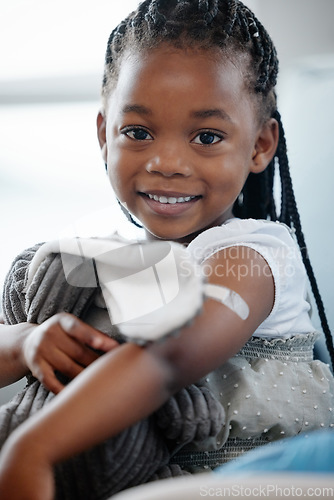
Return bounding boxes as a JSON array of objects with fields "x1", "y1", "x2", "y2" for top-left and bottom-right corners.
[{"x1": 0, "y1": 1, "x2": 333, "y2": 499}]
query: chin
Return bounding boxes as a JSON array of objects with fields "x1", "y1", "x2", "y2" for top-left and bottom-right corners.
[
  {"x1": 147, "y1": 226, "x2": 202, "y2": 246},
  {"x1": 145, "y1": 226, "x2": 186, "y2": 242}
]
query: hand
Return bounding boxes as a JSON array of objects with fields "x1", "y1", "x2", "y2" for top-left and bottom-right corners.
[
  {"x1": 22, "y1": 313, "x2": 119, "y2": 394},
  {"x1": 0, "y1": 432, "x2": 54, "y2": 500}
]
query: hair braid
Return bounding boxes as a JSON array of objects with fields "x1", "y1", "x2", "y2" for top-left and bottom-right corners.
[
  {"x1": 198, "y1": 0, "x2": 219, "y2": 24},
  {"x1": 145, "y1": 0, "x2": 166, "y2": 28},
  {"x1": 224, "y1": 0, "x2": 238, "y2": 36},
  {"x1": 117, "y1": 200, "x2": 143, "y2": 228},
  {"x1": 274, "y1": 111, "x2": 334, "y2": 368},
  {"x1": 235, "y1": 10, "x2": 250, "y2": 42},
  {"x1": 267, "y1": 158, "x2": 277, "y2": 220},
  {"x1": 132, "y1": 0, "x2": 151, "y2": 27}
]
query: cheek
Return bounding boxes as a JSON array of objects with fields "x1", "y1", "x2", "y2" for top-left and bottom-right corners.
[
  {"x1": 106, "y1": 154, "x2": 137, "y2": 208},
  {"x1": 213, "y1": 162, "x2": 249, "y2": 193},
  {"x1": 106, "y1": 157, "x2": 124, "y2": 197}
]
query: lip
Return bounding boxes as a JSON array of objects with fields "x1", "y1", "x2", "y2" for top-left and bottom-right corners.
[
  {"x1": 140, "y1": 190, "x2": 200, "y2": 198},
  {"x1": 139, "y1": 191, "x2": 201, "y2": 216}
]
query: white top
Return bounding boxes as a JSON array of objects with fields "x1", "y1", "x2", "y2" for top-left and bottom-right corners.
[{"x1": 187, "y1": 218, "x2": 315, "y2": 339}]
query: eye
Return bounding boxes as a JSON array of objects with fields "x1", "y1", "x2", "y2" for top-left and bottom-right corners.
[
  {"x1": 122, "y1": 127, "x2": 153, "y2": 141},
  {"x1": 192, "y1": 131, "x2": 223, "y2": 145}
]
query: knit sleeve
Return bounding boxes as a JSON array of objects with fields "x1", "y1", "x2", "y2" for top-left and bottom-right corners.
[{"x1": 1, "y1": 244, "x2": 43, "y2": 325}]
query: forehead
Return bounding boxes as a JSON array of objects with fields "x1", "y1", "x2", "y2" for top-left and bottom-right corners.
[{"x1": 107, "y1": 46, "x2": 256, "y2": 118}]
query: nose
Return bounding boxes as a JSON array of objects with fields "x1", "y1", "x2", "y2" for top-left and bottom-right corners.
[{"x1": 145, "y1": 145, "x2": 192, "y2": 177}]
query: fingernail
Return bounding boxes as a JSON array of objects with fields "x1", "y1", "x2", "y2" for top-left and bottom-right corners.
[
  {"x1": 91, "y1": 337, "x2": 102, "y2": 348},
  {"x1": 59, "y1": 315, "x2": 76, "y2": 331}
]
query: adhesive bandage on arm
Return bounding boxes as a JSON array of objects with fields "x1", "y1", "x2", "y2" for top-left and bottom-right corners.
[{"x1": 203, "y1": 283, "x2": 249, "y2": 320}]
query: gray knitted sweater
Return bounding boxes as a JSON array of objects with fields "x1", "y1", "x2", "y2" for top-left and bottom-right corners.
[{"x1": 0, "y1": 244, "x2": 225, "y2": 499}]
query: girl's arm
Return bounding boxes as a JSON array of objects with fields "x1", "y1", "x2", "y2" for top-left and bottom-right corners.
[
  {"x1": 0, "y1": 247, "x2": 274, "y2": 500},
  {"x1": 0, "y1": 320, "x2": 35, "y2": 387}
]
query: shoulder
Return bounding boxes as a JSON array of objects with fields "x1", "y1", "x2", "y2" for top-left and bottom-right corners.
[
  {"x1": 1, "y1": 243, "x2": 44, "y2": 324},
  {"x1": 188, "y1": 219, "x2": 314, "y2": 338},
  {"x1": 188, "y1": 218, "x2": 296, "y2": 264}
]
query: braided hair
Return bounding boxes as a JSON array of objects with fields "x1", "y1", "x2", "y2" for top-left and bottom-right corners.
[{"x1": 101, "y1": 0, "x2": 334, "y2": 368}]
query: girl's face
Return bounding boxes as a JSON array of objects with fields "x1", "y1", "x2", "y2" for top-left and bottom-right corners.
[{"x1": 98, "y1": 46, "x2": 275, "y2": 244}]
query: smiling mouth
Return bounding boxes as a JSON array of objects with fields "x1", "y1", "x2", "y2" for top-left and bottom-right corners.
[{"x1": 146, "y1": 193, "x2": 199, "y2": 204}]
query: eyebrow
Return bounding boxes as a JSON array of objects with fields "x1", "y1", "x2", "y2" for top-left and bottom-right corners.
[
  {"x1": 191, "y1": 108, "x2": 233, "y2": 123},
  {"x1": 121, "y1": 104, "x2": 152, "y2": 116},
  {"x1": 121, "y1": 104, "x2": 233, "y2": 123}
]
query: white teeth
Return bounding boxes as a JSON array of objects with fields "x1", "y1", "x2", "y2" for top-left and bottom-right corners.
[{"x1": 148, "y1": 194, "x2": 195, "y2": 204}]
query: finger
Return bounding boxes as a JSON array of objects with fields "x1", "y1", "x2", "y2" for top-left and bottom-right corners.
[
  {"x1": 90, "y1": 334, "x2": 119, "y2": 353},
  {"x1": 33, "y1": 339, "x2": 86, "y2": 385},
  {"x1": 33, "y1": 361, "x2": 66, "y2": 394},
  {"x1": 44, "y1": 374, "x2": 65, "y2": 395},
  {"x1": 69, "y1": 341, "x2": 100, "y2": 367},
  {"x1": 24, "y1": 325, "x2": 87, "y2": 374},
  {"x1": 46, "y1": 347, "x2": 86, "y2": 381},
  {"x1": 52, "y1": 334, "x2": 100, "y2": 368},
  {"x1": 57, "y1": 313, "x2": 119, "y2": 352}
]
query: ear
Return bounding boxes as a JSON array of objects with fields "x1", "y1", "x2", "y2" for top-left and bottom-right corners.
[
  {"x1": 97, "y1": 111, "x2": 108, "y2": 164},
  {"x1": 250, "y1": 118, "x2": 279, "y2": 174}
]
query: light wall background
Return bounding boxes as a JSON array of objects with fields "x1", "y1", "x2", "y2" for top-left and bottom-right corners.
[{"x1": 1, "y1": 0, "x2": 333, "y2": 402}]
